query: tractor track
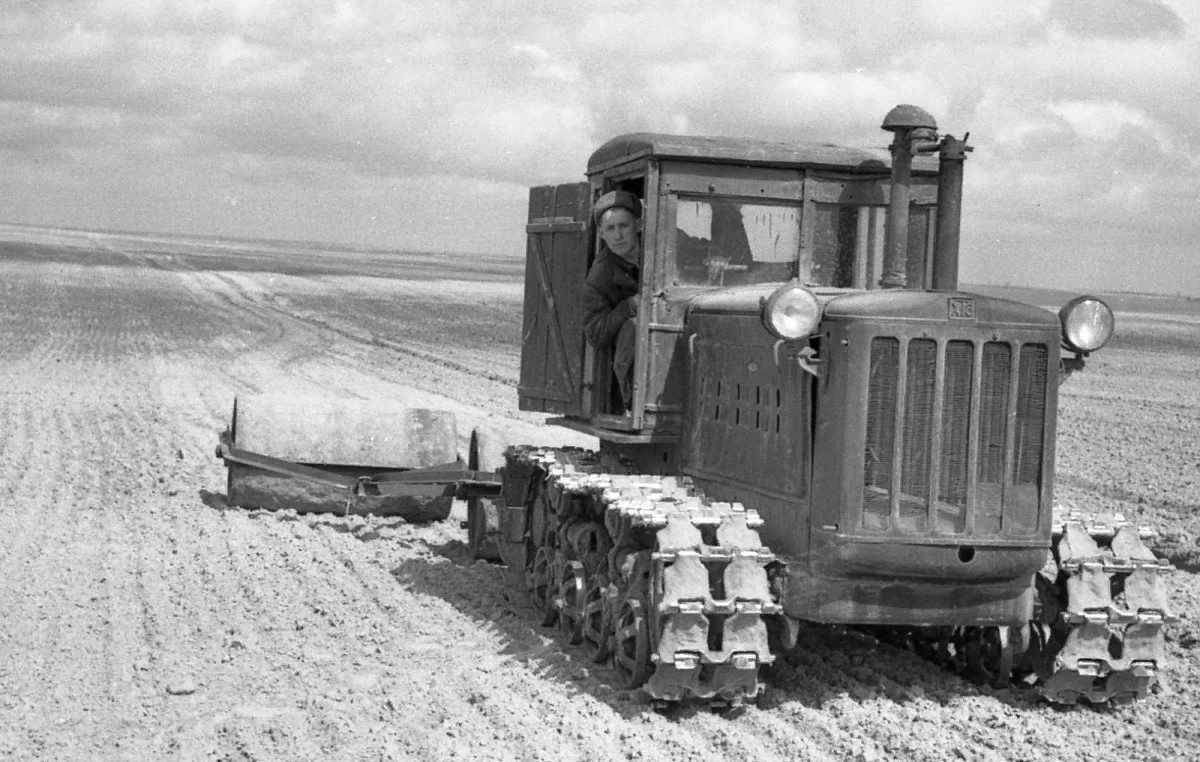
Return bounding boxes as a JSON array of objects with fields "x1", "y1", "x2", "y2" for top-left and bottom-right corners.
[
  {"x1": 132, "y1": 244, "x2": 521, "y2": 399},
  {"x1": 0, "y1": 233, "x2": 1198, "y2": 761}
]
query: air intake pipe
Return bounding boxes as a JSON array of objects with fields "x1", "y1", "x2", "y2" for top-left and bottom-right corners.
[{"x1": 879, "y1": 105, "x2": 939, "y2": 289}]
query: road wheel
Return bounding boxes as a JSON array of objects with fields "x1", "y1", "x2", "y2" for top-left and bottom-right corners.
[{"x1": 612, "y1": 598, "x2": 653, "y2": 689}]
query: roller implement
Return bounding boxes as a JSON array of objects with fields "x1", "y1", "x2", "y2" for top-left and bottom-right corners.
[
  {"x1": 216, "y1": 105, "x2": 1174, "y2": 707},
  {"x1": 217, "y1": 394, "x2": 500, "y2": 521}
]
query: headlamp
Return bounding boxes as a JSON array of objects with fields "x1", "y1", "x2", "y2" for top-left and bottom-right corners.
[
  {"x1": 1059, "y1": 296, "x2": 1114, "y2": 353},
  {"x1": 761, "y1": 283, "x2": 821, "y2": 340}
]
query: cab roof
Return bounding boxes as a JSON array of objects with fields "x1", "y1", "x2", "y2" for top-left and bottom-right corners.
[{"x1": 587, "y1": 132, "x2": 940, "y2": 175}]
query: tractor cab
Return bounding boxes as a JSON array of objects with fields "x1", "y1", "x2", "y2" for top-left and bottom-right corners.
[{"x1": 518, "y1": 123, "x2": 945, "y2": 446}]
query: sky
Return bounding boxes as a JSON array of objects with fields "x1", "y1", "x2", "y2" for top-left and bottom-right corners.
[{"x1": 1, "y1": 0, "x2": 1198, "y2": 295}]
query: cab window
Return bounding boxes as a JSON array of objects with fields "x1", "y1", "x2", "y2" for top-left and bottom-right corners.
[
  {"x1": 671, "y1": 195, "x2": 932, "y2": 289},
  {"x1": 674, "y1": 198, "x2": 801, "y2": 286}
]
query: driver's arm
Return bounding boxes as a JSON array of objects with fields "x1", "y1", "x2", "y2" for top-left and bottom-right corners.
[{"x1": 582, "y1": 278, "x2": 635, "y2": 348}]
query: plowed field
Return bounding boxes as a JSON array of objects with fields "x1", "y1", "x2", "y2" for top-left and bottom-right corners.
[{"x1": 1, "y1": 225, "x2": 1198, "y2": 761}]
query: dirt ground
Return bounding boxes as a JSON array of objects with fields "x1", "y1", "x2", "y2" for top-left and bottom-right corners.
[{"x1": 1, "y1": 224, "x2": 1198, "y2": 761}]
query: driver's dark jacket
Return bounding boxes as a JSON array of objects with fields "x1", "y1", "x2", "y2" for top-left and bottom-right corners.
[{"x1": 582, "y1": 246, "x2": 639, "y2": 347}]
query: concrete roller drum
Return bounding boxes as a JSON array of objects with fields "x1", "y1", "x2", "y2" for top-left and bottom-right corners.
[{"x1": 221, "y1": 394, "x2": 462, "y2": 522}]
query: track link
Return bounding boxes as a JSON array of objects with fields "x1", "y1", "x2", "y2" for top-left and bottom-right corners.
[
  {"x1": 1028, "y1": 512, "x2": 1175, "y2": 704},
  {"x1": 872, "y1": 512, "x2": 1174, "y2": 705},
  {"x1": 507, "y1": 446, "x2": 777, "y2": 707}
]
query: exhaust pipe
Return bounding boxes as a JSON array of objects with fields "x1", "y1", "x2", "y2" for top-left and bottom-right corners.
[
  {"x1": 931, "y1": 134, "x2": 972, "y2": 291},
  {"x1": 879, "y1": 105, "x2": 939, "y2": 289}
]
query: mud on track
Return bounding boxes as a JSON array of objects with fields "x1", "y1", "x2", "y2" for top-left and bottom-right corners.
[{"x1": 1, "y1": 229, "x2": 1199, "y2": 761}]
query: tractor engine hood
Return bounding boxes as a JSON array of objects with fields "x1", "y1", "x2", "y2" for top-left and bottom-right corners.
[
  {"x1": 685, "y1": 284, "x2": 1060, "y2": 336},
  {"x1": 822, "y1": 290, "x2": 1060, "y2": 330}
]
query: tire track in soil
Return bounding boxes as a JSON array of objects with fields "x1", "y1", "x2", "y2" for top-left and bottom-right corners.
[
  {"x1": 197, "y1": 512, "x2": 301, "y2": 760},
  {"x1": 146, "y1": 253, "x2": 457, "y2": 411},
  {"x1": 119, "y1": 245, "x2": 564, "y2": 456},
  {"x1": 189, "y1": 269, "x2": 564, "y2": 459},
  {"x1": 166, "y1": 516, "x2": 318, "y2": 762},
  {"x1": 373, "y1": 539, "x2": 592, "y2": 759},
  {"x1": 0, "y1": 266, "x2": 67, "y2": 758},
  {"x1": 100, "y1": 262, "x2": 246, "y2": 758},
  {"x1": 0, "y1": 400, "x2": 37, "y2": 584},
  {"x1": 292, "y1": 299, "x2": 519, "y2": 386},
  {"x1": 121, "y1": 250, "x2": 300, "y2": 388},
  {"x1": 0, "y1": 250, "x2": 260, "y2": 759},
  {"x1": 117, "y1": 429, "x2": 233, "y2": 757},
  {"x1": 191, "y1": 262, "x2": 523, "y2": 416},
  {"x1": 277, "y1": 518, "x2": 402, "y2": 757},
  {"x1": 118, "y1": 248, "x2": 331, "y2": 404}
]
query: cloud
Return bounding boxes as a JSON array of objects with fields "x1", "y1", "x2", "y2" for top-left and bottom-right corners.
[
  {"x1": 1048, "y1": 100, "x2": 1168, "y2": 149},
  {"x1": 1049, "y1": 0, "x2": 1185, "y2": 40},
  {"x1": 0, "y1": 0, "x2": 1196, "y2": 294},
  {"x1": 512, "y1": 43, "x2": 581, "y2": 83}
]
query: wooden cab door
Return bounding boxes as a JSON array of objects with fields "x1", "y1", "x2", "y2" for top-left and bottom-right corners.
[{"x1": 518, "y1": 182, "x2": 591, "y2": 416}]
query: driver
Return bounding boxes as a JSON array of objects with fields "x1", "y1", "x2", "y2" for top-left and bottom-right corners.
[{"x1": 582, "y1": 190, "x2": 642, "y2": 411}]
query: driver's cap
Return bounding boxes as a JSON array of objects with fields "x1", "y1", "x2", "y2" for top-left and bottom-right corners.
[{"x1": 593, "y1": 190, "x2": 642, "y2": 221}]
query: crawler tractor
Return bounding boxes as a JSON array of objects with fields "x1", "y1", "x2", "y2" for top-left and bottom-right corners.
[{"x1": 218, "y1": 105, "x2": 1173, "y2": 707}]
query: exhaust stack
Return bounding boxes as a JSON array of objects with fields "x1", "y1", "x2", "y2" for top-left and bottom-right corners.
[{"x1": 932, "y1": 134, "x2": 972, "y2": 291}]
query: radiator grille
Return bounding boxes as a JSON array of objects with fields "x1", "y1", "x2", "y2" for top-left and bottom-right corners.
[
  {"x1": 863, "y1": 338, "x2": 898, "y2": 531},
  {"x1": 937, "y1": 340, "x2": 974, "y2": 533},
  {"x1": 862, "y1": 337, "x2": 1048, "y2": 535},
  {"x1": 900, "y1": 339, "x2": 936, "y2": 531},
  {"x1": 976, "y1": 342, "x2": 1012, "y2": 534},
  {"x1": 1016, "y1": 344, "x2": 1048, "y2": 484}
]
